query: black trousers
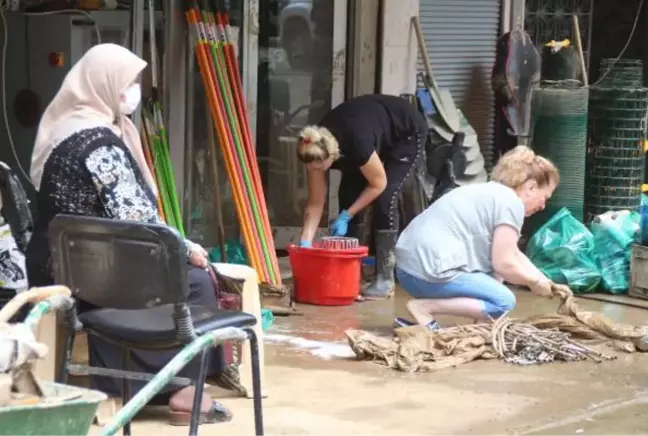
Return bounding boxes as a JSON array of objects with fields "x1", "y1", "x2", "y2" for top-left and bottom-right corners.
[
  {"x1": 85, "y1": 266, "x2": 225, "y2": 398},
  {"x1": 338, "y1": 122, "x2": 427, "y2": 232}
]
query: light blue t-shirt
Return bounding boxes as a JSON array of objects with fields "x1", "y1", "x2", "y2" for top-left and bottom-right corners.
[{"x1": 395, "y1": 181, "x2": 525, "y2": 282}]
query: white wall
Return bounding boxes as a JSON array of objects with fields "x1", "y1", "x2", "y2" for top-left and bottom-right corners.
[
  {"x1": 379, "y1": 0, "x2": 419, "y2": 96},
  {"x1": 349, "y1": 0, "x2": 379, "y2": 97}
]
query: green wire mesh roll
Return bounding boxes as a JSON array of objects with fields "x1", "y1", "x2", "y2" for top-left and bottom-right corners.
[
  {"x1": 598, "y1": 58, "x2": 644, "y2": 88},
  {"x1": 586, "y1": 85, "x2": 648, "y2": 221},
  {"x1": 527, "y1": 87, "x2": 590, "y2": 235}
]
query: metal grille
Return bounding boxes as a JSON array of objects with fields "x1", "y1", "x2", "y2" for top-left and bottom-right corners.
[
  {"x1": 586, "y1": 81, "x2": 648, "y2": 222},
  {"x1": 417, "y1": 0, "x2": 501, "y2": 170},
  {"x1": 524, "y1": 0, "x2": 594, "y2": 71}
]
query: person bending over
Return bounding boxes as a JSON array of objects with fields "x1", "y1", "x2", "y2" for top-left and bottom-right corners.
[
  {"x1": 297, "y1": 94, "x2": 428, "y2": 299},
  {"x1": 394, "y1": 146, "x2": 559, "y2": 329}
]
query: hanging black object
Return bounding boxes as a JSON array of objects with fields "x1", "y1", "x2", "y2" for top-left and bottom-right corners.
[
  {"x1": 449, "y1": 132, "x2": 468, "y2": 177},
  {"x1": 429, "y1": 132, "x2": 470, "y2": 203},
  {"x1": 540, "y1": 45, "x2": 581, "y2": 82},
  {"x1": 396, "y1": 86, "x2": 490, "y2": 226},
  {"x1": 492, "y1": 29, "x2": 541, "y2": 147},
  {"x1": 0, "y1": 162, "x2": 33, "y2": 253},
  {"x1": 397, "y1": 93, "x2": 437, "y2": 229}
]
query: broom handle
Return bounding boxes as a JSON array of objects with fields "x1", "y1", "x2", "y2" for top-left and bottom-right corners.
[
  {"x1": 186, "y1": 7, "x2": 265, "y2": 278},
  {"x1": 206, "y1": 98, "x2": 228, "y2": 262},
  {"x1": 148, "y1": 0, "x2": 158, "y2": 89},
  {"x1": 216, "y1": 2, "x2": 281, "y2": 283},
  {"x1": 572, "y1": 14, "x2": 588, "y2": 87},
  {"x1": 411, "y1": 16, "x2": 438, "y2": 89}
]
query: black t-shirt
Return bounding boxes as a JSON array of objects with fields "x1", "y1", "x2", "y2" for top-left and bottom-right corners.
[{"x1": 319, "y1": 94, "x2": 420, "y2": 172}]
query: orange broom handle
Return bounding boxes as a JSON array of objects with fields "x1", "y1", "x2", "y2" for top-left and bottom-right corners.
[
  {"x1": 187, "y1": 9, "x2": 266, "y2": 280},
  {"x1": 217, "y1": 11, "x2": 282, "y2": 283},
  {"x1": 202, "y1": 17, "x2": 272, "y2": 282},
  {"x1": 205, "y1": 12, "x2": 275, "y2": 283},
  {"x1": 196, "y1": 11, "x2": 271, "y2": 282},
  {"x1": 140, "y1": 127, "x2": 167, "y2": 221}
]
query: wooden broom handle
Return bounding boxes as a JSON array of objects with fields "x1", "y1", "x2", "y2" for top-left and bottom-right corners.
[{"x1": 572, "y1": 14, "x2": 589, "y2": 87}]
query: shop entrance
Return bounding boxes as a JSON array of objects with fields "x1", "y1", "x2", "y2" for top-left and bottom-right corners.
[
  {"x1": 255, "y1": 0, "x2": 347, "y2": 248},
  {"x1": 183, "y1": 0, "x2": 348, "y2": 251}
]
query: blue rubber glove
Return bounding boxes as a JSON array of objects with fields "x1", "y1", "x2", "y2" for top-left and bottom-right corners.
[
  {"x1": 299, "y1": 240, "x2": 312, "y2": 248},
  {"x1": 330, "y1": 210, "x2": 352, "y2": 236}
]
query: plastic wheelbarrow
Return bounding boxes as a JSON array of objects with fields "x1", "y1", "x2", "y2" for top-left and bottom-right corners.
[
  {"x1": 0, "y1": 286, "x2": 107, "y2": 435},
  {"x1": 0, "y1": 382, "x2": 107, "y2": 436},
  {"x1": 1, "y1": 287, "x2": 258, "y2": 435}
]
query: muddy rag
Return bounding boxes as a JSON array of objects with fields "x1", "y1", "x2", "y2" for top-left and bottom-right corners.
[{"x1": 345, "y1": 284, "x2": 648, "y2": 372}]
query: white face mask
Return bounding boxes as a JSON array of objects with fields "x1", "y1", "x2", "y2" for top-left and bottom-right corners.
[{"x1": 119, "y1": 83, "x2": 141, "y2": 115}]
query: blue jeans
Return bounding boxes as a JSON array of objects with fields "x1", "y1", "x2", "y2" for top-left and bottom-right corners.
[{"x1": 395, "y1": 267, "x2": 516, "y2": 318}]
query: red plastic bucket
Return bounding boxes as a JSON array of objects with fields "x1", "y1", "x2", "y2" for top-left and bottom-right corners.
[{"x1": 287, "y1": 244, "x2": 369, "y2": 306}]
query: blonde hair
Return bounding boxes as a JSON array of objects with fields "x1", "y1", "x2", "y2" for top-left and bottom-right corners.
[
  {"x1": 491, "y1": 146, "x2": 559, "y2": 189},
  {"x1": 296, "y1": 125, "x2": 340, "y2": 163}
]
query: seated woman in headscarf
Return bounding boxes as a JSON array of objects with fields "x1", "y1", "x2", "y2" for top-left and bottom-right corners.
[{"x1": 25, "y1": 43, "x2": 231, "y2": 426}]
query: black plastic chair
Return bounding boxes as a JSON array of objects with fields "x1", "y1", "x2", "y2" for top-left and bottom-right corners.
[{"x1": 48, "y1": 214, "x2": 264, "y2": 436}]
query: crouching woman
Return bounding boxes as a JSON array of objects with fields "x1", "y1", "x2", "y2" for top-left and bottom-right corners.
[{"x1": 394, "y1": 146, "x2": 559, "y2": 329}]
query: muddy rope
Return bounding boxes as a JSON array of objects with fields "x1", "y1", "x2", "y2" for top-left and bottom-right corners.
[
  {"x1": 491, "y1": 315, "x2": 610, "y2": 365},
  {"x1": 345, "y1": 283, "x2": 648, "y2": 372}
]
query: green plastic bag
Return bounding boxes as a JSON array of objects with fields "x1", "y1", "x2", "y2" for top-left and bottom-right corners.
[
  {"x1": 261, "y1": 308, "x2": 275, "y2": 331},
  {"x1": 208, "y1": 240, "x2": 249, "y2": 265},
  {"x1": 526, "y1": 208, "x2": 601, "y2": 293},
  {"x1": 590, "y1": 210, "x2": 640, "y2": 294}
]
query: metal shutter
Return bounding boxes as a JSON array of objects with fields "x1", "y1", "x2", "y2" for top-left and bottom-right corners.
[{"x1": 418, "y1": 0, "x2": 501, "y2": 169}]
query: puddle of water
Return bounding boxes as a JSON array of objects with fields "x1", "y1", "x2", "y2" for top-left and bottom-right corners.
[{"x1": 264, "y1": 332, "x2": 356, "y2": 360}]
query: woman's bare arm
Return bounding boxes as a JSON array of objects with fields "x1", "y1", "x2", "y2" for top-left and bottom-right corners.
[
  {"x1": 491, "y1": 224, "x2": 543, "y2": 286},
  {"x1": 346, "y1": 152, "x2": 387, "y2": 217},
  {"x1": 300, "y1": 167, "x2": 327, "y2": 243},
  {"x1": 516, "y1": 250, "x2": 545, "y2": 279}
]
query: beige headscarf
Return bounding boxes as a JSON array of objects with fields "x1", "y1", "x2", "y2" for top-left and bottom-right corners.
[{"x1": 30, "y1": 43, "x2": 156, "y2": 194}]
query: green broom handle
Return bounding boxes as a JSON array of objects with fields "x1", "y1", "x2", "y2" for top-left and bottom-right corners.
[
  {"x1": 204, "y1": 16, "x2": 276, "y2": 283},
  {"x1": 204, "y1": 37, "x2": 273, "y2": 277}
]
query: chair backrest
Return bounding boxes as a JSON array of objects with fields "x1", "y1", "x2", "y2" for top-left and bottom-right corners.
[{"x1": 49, "y1": 214, "x2": 188, "y2": 310}]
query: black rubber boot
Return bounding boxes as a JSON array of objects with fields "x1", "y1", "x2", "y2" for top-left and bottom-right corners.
[{"x1": 362, "y1": 230, "x2": 398, "y2": 299}]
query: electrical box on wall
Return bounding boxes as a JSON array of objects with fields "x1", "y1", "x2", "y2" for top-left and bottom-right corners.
[
  {"x1": 25, "y1": 11, "x2": 162, "y2": 118},
  {"x1": 4, "y1": 10, "x2": 163, "y2": 176},
  {"x1": 25, "y1": 14, "x2": 75, "y2": 120}
]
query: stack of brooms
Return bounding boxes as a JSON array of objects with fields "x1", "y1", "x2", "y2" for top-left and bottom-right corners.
[
  {"x1": 184, "y1": 0, "x2": 292, "y2": 308},
  {"x1": 137, "y1": 0, "x2": 294, "y2": 397},
  {"x1": 139, "y1": 0, "x2": 291, "y2": 308}
]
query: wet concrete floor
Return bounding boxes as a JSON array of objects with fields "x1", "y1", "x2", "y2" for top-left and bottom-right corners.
[{"x1": 90, "y1": 288, "x2": 648, "y2": 435}]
